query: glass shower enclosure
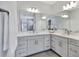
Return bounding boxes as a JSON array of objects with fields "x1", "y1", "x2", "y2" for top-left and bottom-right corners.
[{"x1": 0, "y1": 9, "x2": 9, "y2": 57}]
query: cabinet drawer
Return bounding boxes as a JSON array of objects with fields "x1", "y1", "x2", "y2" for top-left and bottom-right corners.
[
  {"x1": 44, "y1": 39, "x2": 50, "y2": 45},
  {"x1": 17, "y1": 37, "x2": 27, "y2": 43},
  {"x1": 45, "y1": 38, "x2": 50, "y2": 41},
  {"x1": 18, "y1": 40, "x2": 27, "y2": 44},
  {"x1": 17, "y1": 39, "x2": 27, "y2": 49},
  {"x1": 27, "y1": 36, "x2": 35, "y2": 40},
  {"x1": 44, "y1": 35, "x2": 50, "y2": 38},
  {"x1": 15, "y1": 49, "x2": 27, "y2": 57},
  {"x1": 44, "y1": 43, "x2": 50, "y2": 46},
  {"x1": 36, "y1": 35, "x2": 44, "y2": 38},
  {"x1": 69, "y1": 39, "x2": 79, "y2": 46},
  {"x1": 17, "y1": 43, "x2": 27, "y2": 50},
  {"x1": 69, "y1": 44, "x2": 79, "y2": 57},
  {"x1": 44, "y1": 45, "x2": 50, "y2": 50},
  {"x1": 44, "y1": 36, "x2": 50, "y2": 42},
  {"x1": 45, "y1": 39, "x2": 50, "y2": 42},
  {"x1": 45, "y1": 42, "x2": 50, "y2": 45},
  {"x1": 36, "y1": 37, "x2": 43, "y2": 40}
]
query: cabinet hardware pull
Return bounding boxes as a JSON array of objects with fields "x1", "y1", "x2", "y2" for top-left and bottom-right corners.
[
  {"x1": 37, "y1": 40, "x2": 38, "y2": 44},
  {"x1": 35, "y1": 40, "x2": 37, "y2": 45},
  {"x1": 59, "y1": 41, "x2": 62, "y2": 47}
]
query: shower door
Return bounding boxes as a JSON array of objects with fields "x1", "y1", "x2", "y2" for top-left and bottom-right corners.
[{"x1": 0, "y1": 9, "x2": 9, "y2": 57}]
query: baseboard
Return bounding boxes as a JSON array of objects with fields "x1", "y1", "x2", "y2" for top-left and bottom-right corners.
[
  {"x1": 26, "y1": 49, "x2": 61, "y2": 57},
  {"x1": 25, "y1": 49, "x2": 51, "y2": 57}
]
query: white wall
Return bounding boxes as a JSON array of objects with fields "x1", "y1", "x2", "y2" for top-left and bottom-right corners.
[
  {"x1": 17, "y1": 1, "x2": 53, "y2": 16},
  {"x1": 35, "y1": 13, "x2": 47, "y2": 32},
  {"x1": 67, "y1": 8, "x2": 79, "y2": 32},
  {"x1": 17, "y1": 1, "x2": 50, "y2": 32},
  {"x1": 59, "y1": 8, "x2": 79, "y2": 32},
  {"x1": 50, "y1": 1, "x2": 79, "y2": 32},
  {"x1": 50, "y1": 1, "x2": 70, "y2": 15},
  {"x1": 0, "y1": 1, "x2": 17, "y2": 57}
]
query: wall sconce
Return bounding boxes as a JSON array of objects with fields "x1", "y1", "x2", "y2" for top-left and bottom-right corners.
[
  {"x1": 63, "y1": 1, "x2": 78, "y2": 11},
  {"x1": 26, "y1": 7, "x2": 40, "y2": 13},
  {"x1": 42, "y1": 16, "x2": 47, "y2": 19},
  {"x1": 61, "y1": 14, "x2": 69, "y2": 18}
]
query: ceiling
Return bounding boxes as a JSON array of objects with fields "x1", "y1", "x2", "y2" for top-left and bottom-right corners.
[{"x1": 41, "y1": 1, "x2": 57, "y2": 5}]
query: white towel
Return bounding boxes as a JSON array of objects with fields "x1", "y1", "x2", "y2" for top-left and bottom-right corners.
[{"x1": 3, "y1": 12, "x2": 9, "y2": 51}]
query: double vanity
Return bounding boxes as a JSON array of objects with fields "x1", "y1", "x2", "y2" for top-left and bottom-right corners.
[{"x1": 15, "y1": 31, "x2": 79, "y2": 57}]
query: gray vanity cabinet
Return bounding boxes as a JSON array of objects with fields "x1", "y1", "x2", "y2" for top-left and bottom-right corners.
[{"x1": 27, "y1": 37, "x2": 36, "y2": 55}]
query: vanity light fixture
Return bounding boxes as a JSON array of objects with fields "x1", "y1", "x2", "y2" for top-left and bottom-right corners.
[
  {"x1": 42, "y1": 16, "x2": 47, "y2": 19},
  {"x1": 61, "y1": 14, "x2": 69, "y2": 18},
  {"x1": 26, "y1": 7, "x2": 40, "y2": 13},
  {"x1": 63, "y1": 1, "x2": 78, "y2": 11}
]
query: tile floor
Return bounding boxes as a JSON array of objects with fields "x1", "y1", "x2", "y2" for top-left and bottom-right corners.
[{"x1": 30, "y1": 50, "x2": 60, "y2": 57}]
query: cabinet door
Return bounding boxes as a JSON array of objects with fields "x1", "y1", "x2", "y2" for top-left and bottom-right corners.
[
  {"x1": 36, "y1": 38, "x2": 44, "y2": 52},
  {"x1": 69, "y1": 44, "x2": 79, "y2": 57},
  {"x1": 28, "y1": 39, "x2": 36, "y2": 55},
  {"x1": 51, "y1": 36, "x2": 61, "y2": 53},
  {"x1": 51, "y1": 36, "x2": 67, "y2": 57},
  {"x1": 15, "y1": 37, "x2": 28, "y2": 57},
  {"x1": 28, "y1": 36, "x2": 44, "y2": 56},
  {"x1": 57, "y1": 38, "x2": 67, "y2": 57}
]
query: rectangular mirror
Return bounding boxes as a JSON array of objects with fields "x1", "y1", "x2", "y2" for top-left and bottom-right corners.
[{"x1": 18, "y1": 9, "x2": 35, "y2": 32}]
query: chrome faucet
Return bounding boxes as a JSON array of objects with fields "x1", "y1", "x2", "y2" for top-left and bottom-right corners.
[{"x1": 64, "y1": 29, "x2": 70, "y2": 35}]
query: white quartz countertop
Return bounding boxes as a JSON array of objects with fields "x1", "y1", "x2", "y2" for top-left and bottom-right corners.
[
  {"x1": 17, "y1": 32, "x2": 50, "y2": 37},
  {"x1": 17, "y1": 31, "x2": 79, "y2": 40},
  {"x1": 50, "y1": 32, "x2": 79, "y2": 40}
]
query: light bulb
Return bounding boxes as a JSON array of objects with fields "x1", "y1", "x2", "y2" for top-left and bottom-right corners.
[
  {"x1": 63, "y1": 6, "x2": 66, "y2": 10},
  {"x1": 29, "y1": 8, "x2": 32, "y2": 12},
  {"x1": 73, "y1": 1, "x2": 77, "y2": 7},
  {"x1": 70, "y1": 1, "x2": 74, "y2": 8},
  {"x1": 66, "y1": 4, "x2": 70, "y2": 10},
  {"x1": 34, "y1": 8, "x2": 40, "y2": 13},
  {"x1": 26, "y1": 8, "x2": 29, "y2": 11},
  {"x1": 42, "y1": 16, "x2": 47, "y2": 19},
  {"x1": 26, "y1": 7, "x2": 40, "y2": 13},
  {"x1": 32, "y1": 8, "x2": 35, "y2": 12},
  {"x1": 61, "y1": 15, "x2": 69, "y2": 18}
]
